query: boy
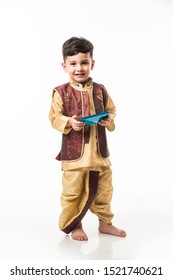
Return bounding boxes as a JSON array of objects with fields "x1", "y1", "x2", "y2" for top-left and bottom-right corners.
[{"x1": 49, "y1": 37, "x2": 126, "y2": 241}]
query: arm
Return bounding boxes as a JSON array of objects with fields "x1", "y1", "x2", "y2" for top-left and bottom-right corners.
[
  {"x1": 99, "y1": 94, "x2": 116, "y2": 131},
  {"x1": 49, "y1": 90, "x2": 84, "y2": 133},
  {"x1": 49, "y1": 90, "x2": 71, "y2": 134}
]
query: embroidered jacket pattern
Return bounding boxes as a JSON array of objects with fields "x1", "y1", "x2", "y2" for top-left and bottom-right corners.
[{"x1": 53, "y1": 82, "x2": 110, "y2": 161}]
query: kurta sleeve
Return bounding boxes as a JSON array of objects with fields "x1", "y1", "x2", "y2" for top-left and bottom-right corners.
[
  {"x1": 105, "y1": 94, "x2": 116, "y2": 131},
  {"x1": 49, "y1": 90, "x2": 72, "y2": 134}
]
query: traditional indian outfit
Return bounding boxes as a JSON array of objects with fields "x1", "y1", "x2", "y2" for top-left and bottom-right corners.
[{"x1": 49, "y1": 77, "x2": 116, "y2": 233}]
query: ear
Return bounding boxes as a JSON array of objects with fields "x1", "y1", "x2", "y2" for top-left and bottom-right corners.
[
  {"x1": 91, "y1": 60, "x2": 95, "y2": 70},
  {"x1": 61, "y1": 62, "x2": 68, "y2": 73}
]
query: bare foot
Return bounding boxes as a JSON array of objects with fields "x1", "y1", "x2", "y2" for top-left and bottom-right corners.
[
  {"x1": 71, "y1": 223, "x2": 88, "y2": 241},
  {"x1": 99, "y1": 220, "x2": 126, "y2": 237}
]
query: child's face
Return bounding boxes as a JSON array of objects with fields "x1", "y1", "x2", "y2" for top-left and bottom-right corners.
[{"x1": 62, "y1": 52, "x2": 95, "y2": 83}]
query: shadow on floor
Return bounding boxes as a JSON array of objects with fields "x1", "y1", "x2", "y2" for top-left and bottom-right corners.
[{"x1": 57, "y1": 233, "x2": 125, "y2": 260}]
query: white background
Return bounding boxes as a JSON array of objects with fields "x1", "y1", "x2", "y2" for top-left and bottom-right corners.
[{"x1": 0, "y1": 0, "x2": 173, "y2": 273}]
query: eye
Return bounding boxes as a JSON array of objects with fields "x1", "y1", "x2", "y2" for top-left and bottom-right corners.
[
  {"x1": 82, "y1": 61, "x2": 89, "y2": 65},
  {"x1": 70, "y1": 63, "x2": 76, "y2": 66}
]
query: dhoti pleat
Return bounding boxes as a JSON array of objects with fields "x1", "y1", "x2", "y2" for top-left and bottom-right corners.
[
  {"x1": 59, "y1": 167, "x2": 114, "y2": 234},
  {"x1": 59, "y1": 169, "x2": 99, "y2": 234}
]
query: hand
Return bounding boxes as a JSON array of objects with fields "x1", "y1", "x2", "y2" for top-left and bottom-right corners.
[
  {"x1": 67, "y1": 115, "x2": 84, "y2": 131},
  {"x1": 98, "y1": 114, "x2": 113, "y2": 127}
]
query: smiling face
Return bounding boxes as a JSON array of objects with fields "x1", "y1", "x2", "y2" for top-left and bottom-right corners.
[{"x1": 62, "y1": 52, "x2": 95, "y2": 83}]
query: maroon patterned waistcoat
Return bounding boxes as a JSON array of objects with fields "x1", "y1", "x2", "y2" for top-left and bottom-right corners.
[{"x1": 54, "y1": 82, "x2": 110, "y2": 161}]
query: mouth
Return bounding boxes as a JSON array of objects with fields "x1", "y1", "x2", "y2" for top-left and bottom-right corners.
[{"x1": 75, "y1": 73, "x2": 85, "y2": 77}]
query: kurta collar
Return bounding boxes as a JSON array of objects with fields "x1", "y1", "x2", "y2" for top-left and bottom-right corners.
[{"x1": 70, "y1": 77, "x2": 93, "y2": 90}]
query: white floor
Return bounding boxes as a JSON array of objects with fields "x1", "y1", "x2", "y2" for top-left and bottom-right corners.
[{"x1": 1, "y1": 204, "x2": 173, "y2": 261}]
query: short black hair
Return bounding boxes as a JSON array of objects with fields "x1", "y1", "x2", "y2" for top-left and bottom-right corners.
[{"x1": 62, "y1": 37, "x2": 94, "y2": 61}]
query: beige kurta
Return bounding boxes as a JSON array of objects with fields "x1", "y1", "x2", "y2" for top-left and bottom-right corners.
[{"x1": 49, "y1": 78, "x2": 116, "y2": 170}]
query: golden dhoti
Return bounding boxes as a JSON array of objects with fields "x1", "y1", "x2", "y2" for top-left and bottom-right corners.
[{"x1": 59, "y1": 167, "x2": 114, "y2": 233}]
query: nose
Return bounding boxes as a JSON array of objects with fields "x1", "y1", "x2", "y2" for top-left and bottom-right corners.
[{"x1": 76, "y1": 64, "x2": 83, "y2": 71}]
